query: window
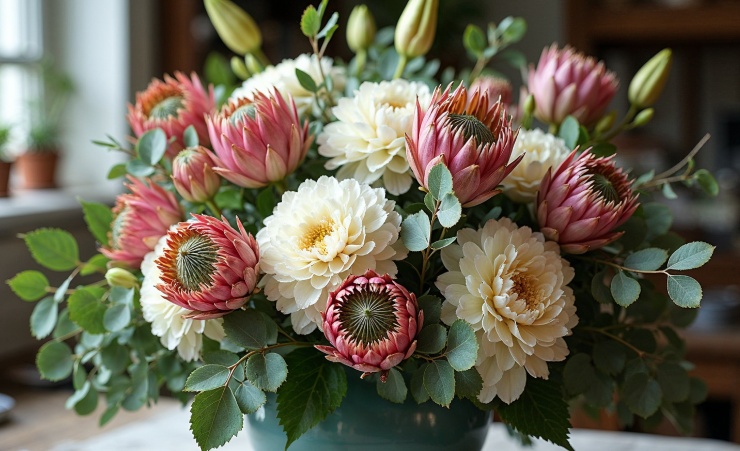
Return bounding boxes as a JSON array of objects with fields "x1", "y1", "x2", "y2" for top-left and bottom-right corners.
[{"x1": 0, "y1": 0, "x2": 43, "y2": 151}]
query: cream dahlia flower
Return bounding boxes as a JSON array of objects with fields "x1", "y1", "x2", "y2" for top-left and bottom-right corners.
[
  {"x1": 257, "y1": 176, "x2": 406, "y2": 334},
  {"x1": 318, "y1": 80, "x2": 431, "y2": 195},
  {"x1": 501, "y1": 129, "x2": 571, "y2": 203},
  {"x1": 140, "y1": 233, "x2": 225, "y2": 362},
  {"x1": 231, "y1": 54, "x2": 346, "y2": 118},
  {"x1": 436, "y1": 218, "x2": 577, "y2": 404}
]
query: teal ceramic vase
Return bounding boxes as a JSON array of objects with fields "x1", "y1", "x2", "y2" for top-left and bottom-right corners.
[{"x1": 244, "y1": 370, "x2": 491, "y2": 450}]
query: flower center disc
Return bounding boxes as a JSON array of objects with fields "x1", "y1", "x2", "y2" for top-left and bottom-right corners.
[
  {"x1": 511, "y1": 273, "x2": 541, "y2": 310},
  {"x1": 150, "y1": 95, "x2": 185, "y2": 120},
  {"x1": 300, "y1": 219, "x2": 336, "y2": 254},
  {"x1": 338, "y1": 289, "x2": 398, "y2": 346},
  {"x1": 110, "y1": 205, "x2": 131, "y2": 250},
  {"x1": 589, "y1": 172, "x2": 621, "y2": 204},
  {"x1": 175, "y1": 234, "x2": 218, "y2": 291},
  {"x1": 448, "y1": 113, "x2": 496, "y2": 145},
  {"x1": 230, "y1": 103, "x2": 256, "y2": 125}
]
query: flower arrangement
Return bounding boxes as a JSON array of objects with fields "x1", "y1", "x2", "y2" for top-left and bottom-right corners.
[{"x1": 8, "y1": 0, "x2": 720, "y2": 450}]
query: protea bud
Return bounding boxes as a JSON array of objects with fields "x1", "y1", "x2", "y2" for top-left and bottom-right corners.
[
  {"x1": 469, "y1": 76, "x2": 513, "y2": 108},
  {"x1": 101, "y1": 176, "x2": 183, "y2": 269},
  {"x1": 207, "y1": 89, "x2": 312, "y2": 189},
  {"x1": 394, "y1": 0, "x2": 438, "y2": 59},
  {"x1": 628, "y1": 49, "x2": 672, "y2": 109},
  {"x1": 536, "y1": 149, "x2": 639, "y2": 254},
  {"x1": 316, "y1": 270, "x2": 422, "y2": 381},
  {"x1": 155, "y1": 214, "x2": 259, "y2": 319},
  {"x1": 172, "y1": 146, "x2": 221, "y2": 203},
  {"x1": 204, "y1": 0, "x2": 262, "y2": 56},
  {"x1": 406, "y1": 84, "x2": 521, "y2": 207},
  {"x1": 347, "y1": 5, "x2": 376, "y2": 53},
  {"x1": 527, "y1": 45, "x2": 618, "y2": 127}
]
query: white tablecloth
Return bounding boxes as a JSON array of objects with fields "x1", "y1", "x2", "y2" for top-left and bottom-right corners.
[{"x1": 47, "y1": 403, "x2": 740, "y2": 451}]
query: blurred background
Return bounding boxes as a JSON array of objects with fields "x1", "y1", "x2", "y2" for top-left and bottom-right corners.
[{"x1": 0, "y1": 0, "x2": 739, "y2": 447}]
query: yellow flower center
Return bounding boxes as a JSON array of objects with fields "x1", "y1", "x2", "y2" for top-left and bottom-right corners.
[
  {"x1": 511, "y1": 273, "x2": 541, "y2": 310},
  {"x1": 300, "y1": 218, "x2": 336, "y2": 254},
  {"x1": 382, "y1": 100, "x2": 407, "y2": 110}
]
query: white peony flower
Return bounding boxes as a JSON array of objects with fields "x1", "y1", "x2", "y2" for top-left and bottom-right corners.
[
  {"x1": 257, "y1": 176, "x2": 406, "y2": 334},
  {"x1": 317, "y1": 79, "x2": 431, "y2": 195},
  {"x1": 140, "y1": 234, "x2": 225, "y2": 362},
  {"x1": 501, "y1": 129, "x2": 570, "y2": 203},
  {"x1": 231, "y1": 53, "x2": 346, "y2": 118},
  {"x1": 436, "y1": 218, "x2": 577, "y2": 404}
]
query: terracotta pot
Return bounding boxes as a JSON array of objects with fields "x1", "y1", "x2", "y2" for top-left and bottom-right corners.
[
  {"x1": 16, "y1": 151, "x2": 59, "y2": 189},
  {"x1": 0, "y1": 160, "x2": 12, "y2": 197}
]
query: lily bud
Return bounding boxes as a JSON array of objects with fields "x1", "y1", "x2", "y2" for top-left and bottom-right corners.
[
  {"x1": 523, "y1": 93, "x2": 536, "y2": 117},
  {"x1": 394, "y1": 0, "x2": 439, "y2": 59},
  {"x1": 632, "y1": 108, "x2": 654, "y2": 127},
  {"x1": 628, "y1": 49, "x2": 672, "y2": 108},
  {"x1": 347, "y1": 5, "x2": 376, "y2": 53},
  {"x1": 595, "y1": 111, "x2": 617, "y2": 135},
  {"x1": 204, "y1": 0, "x2": 262, "y2": 55},
  {"x1": 230, "y1": 56, "x2": 251, "y2": 80},
  {"x1": 105, "y1": 267, "x2": 139, "y2": 289}
]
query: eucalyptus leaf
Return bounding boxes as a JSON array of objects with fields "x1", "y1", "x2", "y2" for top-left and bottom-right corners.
[
  {"x1": 423, "y1": 359, "x2": 455, "y2": 407},
  {"x1": 624, "y1": 248, "x2": 668, "y2": 271},
  {"x1": 446, "y1": 320, "x2": 478, "y2": 371},
  {"x1": 185, "y1": 364, "x2": 230, "y2": 392},
  {"x1": 36, "y1": 341, "x2": 73, "y2": 381},
  {"x1": 401, "y1": 211, "x2": 431, "y2": 252},
  {"x1": 246, "y1": 353, "x2": 288, "y2": 392},
  {"x1": 610, "y1": 271, "x2": 641, "y2": 308},
  {"x1": 667, "y1": 241, "x2": 715, "y2": 271},
  {"x1": 376, "y1": 368, "x2": 407, "y2": 403},
  {"x1": 295, "y1": 68, "x2": 318, "y2": 93},
  {"x1": 667, "y1": 275, "x2": 702, "y2": 308},
  {"x1": 416, "y1": 324, "x2": 447, "y2": 354},
  {"x1": 437, "y1": 193, "x2": 462, "y2": 228},
  {"x1": 136, "y1": 128, "x2": 167, "y2": 165},
  {"x1": 30, "y1": 296, "x2": 57, "y2": 339}
]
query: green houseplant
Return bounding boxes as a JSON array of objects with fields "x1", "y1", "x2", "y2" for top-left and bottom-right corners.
[{"x1": 16, "y1": 59, "x2": 74, "y2": 189}]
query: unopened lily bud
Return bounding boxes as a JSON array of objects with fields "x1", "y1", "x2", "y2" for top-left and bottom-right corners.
[
  {"x1": 628, "y1": 49, "x2": 672, "y2": 108},
  {"x1": 245, "y1": 53, "x2": 264, "y2": 75},
  {"x1": 230, "y1": 56, "x2": 251, "y2": 80},
  {"x1": 394, "y1": 0, "x2": 439, "y2": 59},
  {"x1": 347, "y1": 5, "x2": 376, "y2": 53},
  {"x1": 523, "y1": 93, "x2": 536, "y2": 116},
  {"x1": 106, "y1": 267, "x2": 139, "y2": 289},
  {"x1": 595, "y1": 111, "x2": 617, "y2": 134},
  {"x1": 204, "y1": 0, "x2": 262, "y2": 55},
  {"x1": 632, "y1": 108, "x2": 654, "y2": 127}
]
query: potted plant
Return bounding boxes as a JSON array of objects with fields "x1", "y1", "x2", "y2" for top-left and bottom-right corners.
[
  {"x1": 0, "y1": 125, "x2": 12, "y2": 197},
  {"x1": 15, "y1": 60, "x2": 74, "y2": 189}
]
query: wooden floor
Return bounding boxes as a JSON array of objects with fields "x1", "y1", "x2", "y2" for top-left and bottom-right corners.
[{"x1": 0, "y1": 377, "x2": 180, "y2": 451}]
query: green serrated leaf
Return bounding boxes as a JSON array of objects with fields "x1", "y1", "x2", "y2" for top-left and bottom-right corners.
[
  {"x1": 81, "y1": 254, "x2": 109, "y2": 276},
  {"x1": 136, "y1": 128, "x2": 167, "y2": 165},
  {"x1": 376, "y1": 368, "x2": 407, "y2": 403},
  {"x1": 591, "y1": 270, "x2": 614, "y2": 304},
  {"x1": 107, "y1": 163, "x2": 127, "y2": 179},
  {"x1": 563, "y1": 353, "x2": 595, "y2": 396},
  {"x1": 688, "y1": 377, "x2": 708, "y2": 404},
  {"x1": 463, "y1": 24, "x2": 486, "y2": 55},
  {"x1": 667, "y1": 275, "x2": 702, "y2": 308},
  {"x1": 431, "y1": 237, "x2": 456, "y2": 250},
  {"x1": 401, "y1": 211, "x2": 431, "y2": 252},
  {"x1": 423, "y1": 192, "x2": 436, "y2": 213},
  {"x1": 101, "y1": 341, "x2": 129, "y2": 374},
  {"x1": 694, "y1": 169, "x2": 718, "y2": 196},
  {"x1": 74, "y1": 382, "x2": 98, "y2": 415},
  {"x1": 667, "y1": 241, "x2": 715, "y2": 271},
  {"x1": 23, "y1": 228, "x2": 79, "y2": 271},
  {"x1": 36, "y1": 341, "x2": 73, "y2": 381},
  {"x1": 423, "y1": 360, "x2": 455, "y2": 407},
  {"x1": 30, "y1": 296, "x2": 57, "y2": 339},
  {"x1": 559, "y1": 116, "x2": 580, "y2": 150},
  {"x1": 295, "y1": 68, "x2": 318, "y2": 93},
  {"x1": 454, "y1": 368, "x2": 483, "y2": 400},
  {"x1": 53, "y1": 309, "x2": 78, "y2": 339},
  {"x1": 500, "y1": 16, "x2": 527, "y2": 44},
  {"x1": 232, "y1": 378, "x2": 266, "y2": 414},
  {"x1": 410, "y1": 364, "x2": 430, "y2": 403},
  {"x1": 657, "y1": 362, "x2": 690, "y2": 403},
  {"x1": 223, "y1": 309, "x2": 271, "y2": 350},
  {"x1": 428, "y1": 163, "x2": 454, "y2": 200},
  {"x1": 610, "y1": 271, "x2": 641, "y2": 308},
  {"x1": 256, "y1": 188, "x2": 277, "y2": 219},
  {"x1": 80, "y1": 200, "x2": 113, "y2": 246},
  {"x1": 54, "y1": 274, "x2": 73, "y2": 303},
  {"x1": 593, "y1": 341, "x2": 626, "y2": 376},
  {"x1": 416, "y1": 324, "x2": 447, "y2": 354},
  {"x1": 437, "y1": 193, "x2": 462, "y2": 228},
  {"x1": 185, "y1": 364, "x2": 230, "y2": 392},
  {"x1": 103, "y1": 303, "x2": 131, "y2": 332},
  {"x1": 277, "y1": 348, "x2": 347, "y2": 449},
  {"x1": 446, "y1": 320, "x2": 478, "y2": 371},
  {"x1": 7, "y1": 270, "x2": 49, "y2": 301},
  {"x1": 246, "y1": 353, "x2": 288, "y2": 392},
  {"x1": 496, "y1": 377, "x2": 574, "y2": 451},
  {"x1": 68, "y1": 287, "x2": 108, "y2": 334},
  {"x1": 643, "y1": 202, "x2": 672, "y2": 240},
  {"x1": 184, "y1": 125, "x2": 199, "y2": 148},
  {"x1": 300, "y1": 6, "x2": 320, "y2": 37},
  {"x1": 190, "y1": 387, "x2": 243, "y2": 450},
  {"x1": 203, "y1": 350, "x2": 241, "y2": 367},
  {"x1": 624, "y1": 248, "x2": 668, "y2": 271},
  {"x1": 100, "y1": 405, "x2": 120, "y2": 427},
  {"x1": 623, "y1": 372, "x2": 662, "y2": 418},
  {"x1": 417, "y1": 295, "x2": 441, "y2": 325}
]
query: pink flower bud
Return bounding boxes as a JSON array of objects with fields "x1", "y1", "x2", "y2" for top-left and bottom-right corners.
[{"x1": 172, "y1": 146, "x2": 221, "y2": 203}]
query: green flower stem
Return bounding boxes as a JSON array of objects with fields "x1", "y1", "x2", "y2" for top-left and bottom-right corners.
[
  {"x1": 206, "y1": 199, "x2": 222, "y2": 217},
  {"x1": 393, "y1": 54, "x2": 408, "y2": 79},
  {"x1": 578, "y1": 256, "x2": 668, "y2": 276},
  {"x1": 249, "y1": 48, "x2": 271, "y2": 69},
  {"x1": 596, "y1": 104, "x2": 638, "y2": 142},
  {"x1": 53, "y1": 327, "x2": 83, "y2": 343},
  {"x1": 469, "y1": 55, "x2": 490, "y2": 83},
  {"x1": 580, "y1": 326, "x2": 656, "y2": 360},
  {"x1": 354, "y1": 50, "x2": 367, "y2": 77},
  {"x1": 649, "y1": 133, "x2": 710, "y2": 182}
]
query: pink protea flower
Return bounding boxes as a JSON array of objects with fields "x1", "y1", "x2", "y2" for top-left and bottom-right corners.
[
  {"x1": 127, "y1": 72, "x2": 215, "y2": 159},
  {"x1": 316, "y1": 270, "x2": 422, "y2": 381},
  {"x1": 172, "y1": 146, "x2": 221, "y2": 203},
  {"x1": 527, "y1": 45, "x2": 618, "y2": 127},
  {"x1": 101, "y1": 176, "x2": 183, "y2": 269},
  {"x1": 155, "y1": 214, "x2": 259, "y2": 319},
  {"x1": 207, "y1": 89, "x2": 312, "y2": 189},
  {"x1": 406, "y1": 84, "x2": 521, "y2": 207},
  {"x1": 536, "y1": 149, "x2": 639, "y2": 254},
  {"x1": 469, "y1": 76, "x2": 513, "y2": 108}
]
